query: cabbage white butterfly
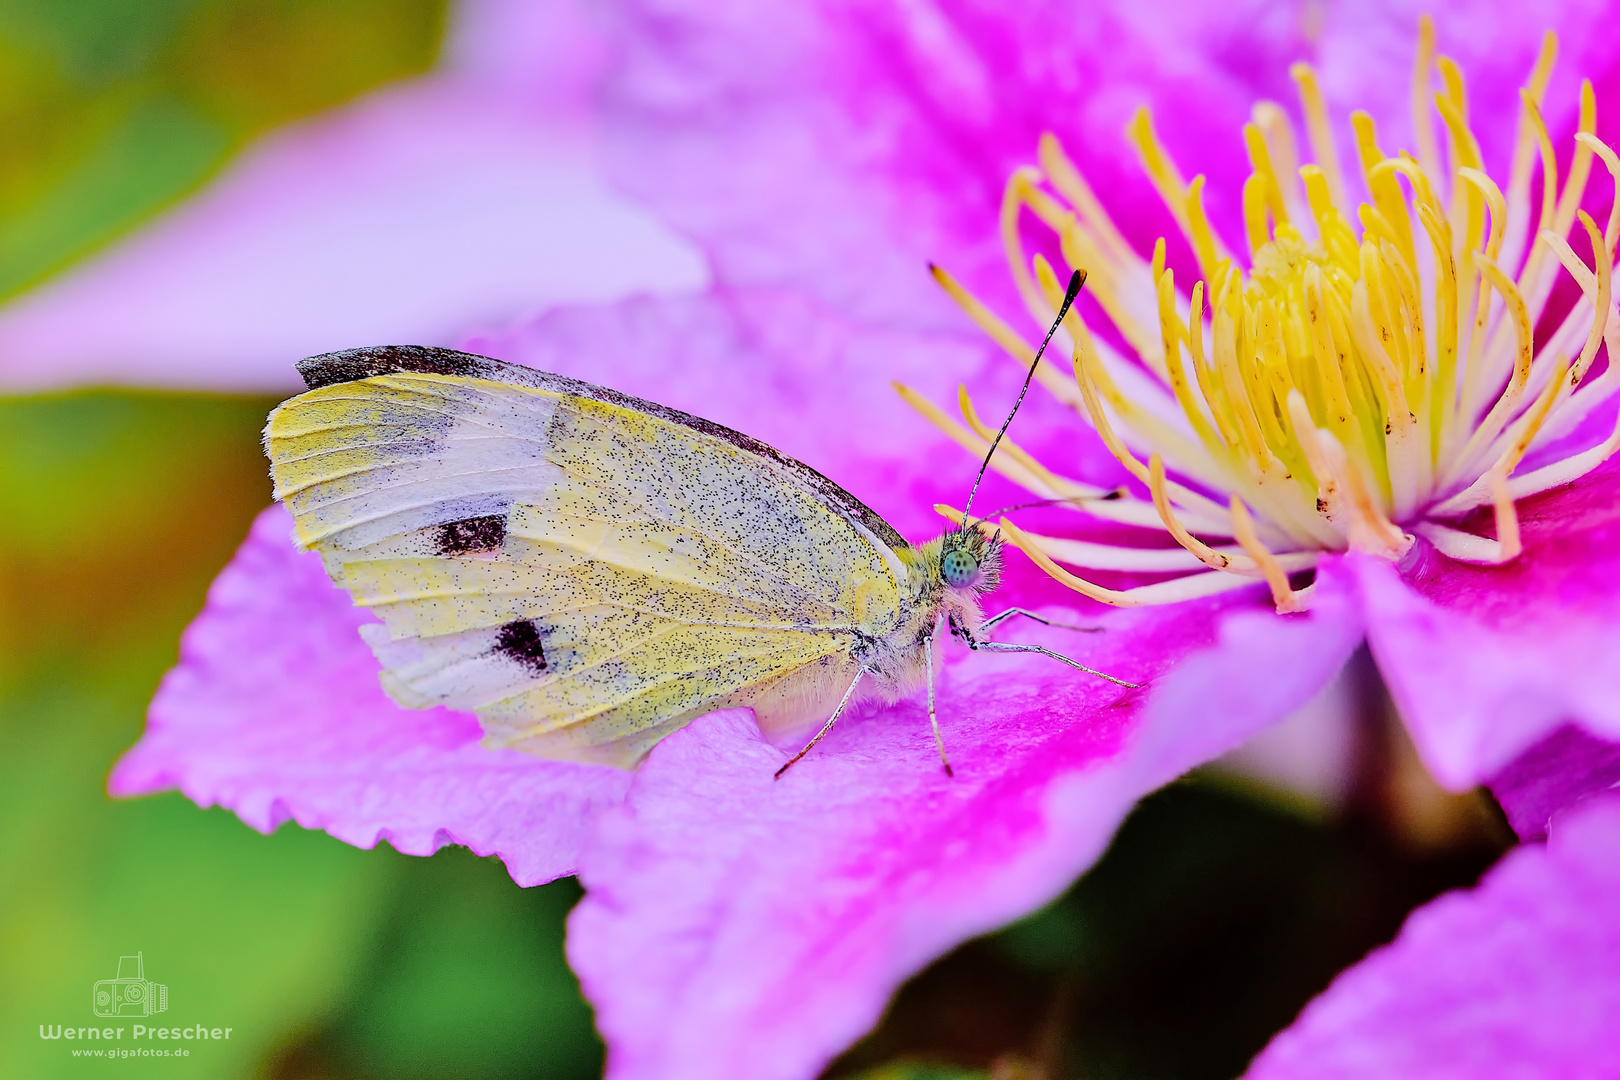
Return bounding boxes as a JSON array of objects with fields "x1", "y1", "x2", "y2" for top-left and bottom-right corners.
[{"x1": 265, "y1": 271, "x2": 1132, "y2": 775}]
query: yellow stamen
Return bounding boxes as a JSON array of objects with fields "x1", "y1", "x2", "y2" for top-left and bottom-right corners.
[
  {"x1": 1552, "y1": 81, "x2": 1597, "y2": 239},
  {"x1": 1576, "y1": 132, "x2": 1620, "y2": 254},
  {"x1": 1504, "y1": 31, "x2": 1559, "y2": 257},
  {"x1": 1301, "y1": 264, "x2": 1364, "y2": 465},
  {"x1": 1489, "y1": 470, "x2": 1523, "y2": 562},
  {"x1": 955, "y1": 385, "x2": 1094, "y2": 499},
  {"x1": 1290, "y1": 62, "x2": 1350, "y2": 212},
  {"x1": 1350, "y1": 112, "x2": 1416, "y2": 267},
  {"x1": 929, "y1": 262, "x2": 1086, "y2": 410},
  {"x1": 1458, "y1": 166, "x2": 1508, "y2": 257},
  {"x1": 1499, "y1": 356, "x2": 1570, "y2": 478},
  {"x1": 1185, "y1": 280, "x2": 1242, "y2": 448},
  {"x1": 1156, "y1": 269, "x2": 1225, "y2": 456},
  {"x1": 1037, "y1": 132, "x2": 1136, "y2": 269},
  {"x1": 1000, "y1": 167, "x2": 1062, "y2": 328},
  {"x1": 1434, "y1": 83, "x2": 1485, "y2": 243},
  {"x1": 999, "y1": 518, "x2": 1271, "y2": 607},
  {"x1": 1243, "y1": 121, "x2": 1290, "y2": 233},
  {"x1": 894, "y1": 382, "x2": 1070, "y2": 499},
  {"x1": 1538, "y1": 211, "x2": 1612, "y2": 385},
  {"x1": 1251, "y1": 102, "x2": 1305, "y2": 227},
  {"x1": 1184, "y1": 176, "x2": 1223, "y2": 282},
  {"x1": 1455, "y1": 254, "x2": 1536, "y2": 472},
  {"x1": 1514, "y1": 88, "x2": 1560, "y2": 302},
  {"x1": 1411, "y1": 16, "x2": 1442, "y2": 183},
  {"x1": 1438, "y1": 55, "x2": 1469, "y2": 124},
  {"x1": 1311, "y1": 425, "x2": 1411, "y2": 559},
  {"x1": 1126, "y1": 108, "x2": 1193, "y2": 242},
  {"x1": 914, "y1": 24, "x2": 1620, "y2": 613},
  {"x1": 1229, "y1": 496, "x2": 1306, "y2": 612},
  {"x1": 1504, "y1": 404, "x2": 1620, "y2": 504},
  {"x1": 1243, "y1": 174, "x2": 1272, "y2": 258},
  {"x1": 1210, "y1": 276, "x2": 1272, "y2": 471},
  {"x1": 1149, "y1": 453, "x2": 1234, "y2": 571}
]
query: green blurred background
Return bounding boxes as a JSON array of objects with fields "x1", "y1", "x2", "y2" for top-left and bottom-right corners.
[
  {"x1": 0, "y1": 3, "x2": 1515, "y2": 1078},
  {"x1": 0, "y1": 3, "x2": 603, "y2": 1077}
]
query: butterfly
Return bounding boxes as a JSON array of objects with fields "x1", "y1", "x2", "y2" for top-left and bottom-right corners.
[{"x1": 264, "y1": 270, "x2": 1133, "y2": 775}]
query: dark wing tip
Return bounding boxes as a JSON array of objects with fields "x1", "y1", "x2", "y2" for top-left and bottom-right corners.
[{"x1": 296, "y1": 345, "x2": 500, "y2": 390}]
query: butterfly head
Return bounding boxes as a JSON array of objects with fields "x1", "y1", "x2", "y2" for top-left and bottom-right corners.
[{"x1": 938, "y1": 524, "x2": 1002, "y2": 594}]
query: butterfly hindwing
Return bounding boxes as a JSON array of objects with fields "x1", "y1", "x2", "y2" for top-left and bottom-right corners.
[{"x1": 265, "y1": 347, "x2": 909, "y2": 766}]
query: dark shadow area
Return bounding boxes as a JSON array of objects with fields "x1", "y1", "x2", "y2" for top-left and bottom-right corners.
[{"x1": 828, "y1": 770, "x2": 1512, "y2": 1080}]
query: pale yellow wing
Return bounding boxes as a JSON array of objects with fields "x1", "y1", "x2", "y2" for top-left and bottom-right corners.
[{"x1": 264, "y1": 346, "x2": 910, "y2": 766}]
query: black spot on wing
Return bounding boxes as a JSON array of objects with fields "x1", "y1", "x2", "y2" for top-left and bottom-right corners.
[
  {"x1": 297, "y1": 346, "x2": 499, "y2": 390},
  {"x1": 295, "y1": 345, "x2": 911, "y2": 553},
  {"x1": 434, "y1": 513, "x2": 507, "y2": 555},
  {"x1": 494, "y1": 619, "x2": 548, "y2": 675}
]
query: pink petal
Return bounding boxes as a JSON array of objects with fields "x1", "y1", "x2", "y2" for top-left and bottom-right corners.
[
  {"x1": 1487, "y1": 724, "x2": 1620, "y2": 841},
  {"x1": 1355, "y1": 462, "x2": 1620, "y2": 791},
  {"x1": 0, "y1": 76, "x2": 707, "y2": 393},
  {"x1": 1246, "y1": 791, "x2": 1620, "y2": 1079},
  {"x1": 110, "y1": 504, "x2": 631, "y2": 886},
  {"x1": 599, "y1": 0, "x2": 1316, "y2": 318},
  {"x1": 600, "y1": 0, "x2": 1620, "y2": 329},
  {"x1": 567, "y1": 563, "x2": 1364, "y2": 1080}
]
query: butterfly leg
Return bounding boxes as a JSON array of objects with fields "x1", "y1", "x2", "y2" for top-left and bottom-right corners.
[
  {"x1": 981, "y1": 607, "x2": 1104, "y2": 634},
  {"x1": 775, "y1": 667, "x2": 870, "y2": 778},
  {"x1": 967, "y1": 638, "x2": 1142, "y2": 688},
  {"x1": 924, "y1": 631, "x2": 953, "y2": 777}
]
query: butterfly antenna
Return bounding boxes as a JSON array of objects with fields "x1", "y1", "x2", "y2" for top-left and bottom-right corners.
[
  {"x1": 960, "y1": 268, "x2": 1087, "y2": 524},
  {"x1": 977, "y1": 489, "x2": 1128, "y2": 522}
]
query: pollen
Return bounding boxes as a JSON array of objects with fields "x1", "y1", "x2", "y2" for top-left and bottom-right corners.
[{"x1": 905, "y1": 19, "x2": 1620, "y2": 612}]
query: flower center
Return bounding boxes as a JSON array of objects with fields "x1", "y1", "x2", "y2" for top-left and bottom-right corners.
[{"x1": 907, "y1": 19, "x2": 1620, "y2": 613}]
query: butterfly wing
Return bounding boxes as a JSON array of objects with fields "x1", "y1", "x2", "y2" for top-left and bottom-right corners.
[{"x1": 265, "y1": 346, "x2": 911, "y2": 766}]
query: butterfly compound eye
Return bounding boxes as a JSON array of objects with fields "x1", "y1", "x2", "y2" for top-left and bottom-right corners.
[{"x1": 941, "y1": 548, "x2": 980, "y2": 588}]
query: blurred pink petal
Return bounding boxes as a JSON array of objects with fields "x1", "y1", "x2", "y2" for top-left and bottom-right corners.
[
  {"x1": 0, "y1": 58, "x2": 707, "y2": 391},
  {"x1": 569, "y1": 567, "x2": 1363, "y2": 1080},
  {"x1": 1246, "y1": 791, "x2": 1620, "y2": 1079},
  {"x1": 110, "y1": 504, "x2": 631, "y2": 885}
]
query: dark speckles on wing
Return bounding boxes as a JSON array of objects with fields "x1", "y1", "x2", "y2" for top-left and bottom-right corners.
[
  {"x1": 435, "y1": 513, "x2": 507, "y2": 555},
  {"x1": 296, "y1": 345, "x2": 495, "y2": 390},
  {"x1": 494, "y1": 619, "x2": 548, "y2": 675},
  {"x1": 293, "y1": 344, "x2": 910, "y2": 555}
]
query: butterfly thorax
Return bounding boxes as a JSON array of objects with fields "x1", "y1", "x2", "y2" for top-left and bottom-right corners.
[{"x1": 852, "y1": 526, "x2": 1004, "y2": 697}]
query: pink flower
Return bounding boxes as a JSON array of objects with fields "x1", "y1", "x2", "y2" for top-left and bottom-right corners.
[{"x1": 108, "y1": 1, "x2": 1620, "y2": 1077}]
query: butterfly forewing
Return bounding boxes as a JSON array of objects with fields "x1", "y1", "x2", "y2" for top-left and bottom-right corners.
[{"x1": 264, "y1": 348, "x2": 909, "y2": 767}]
